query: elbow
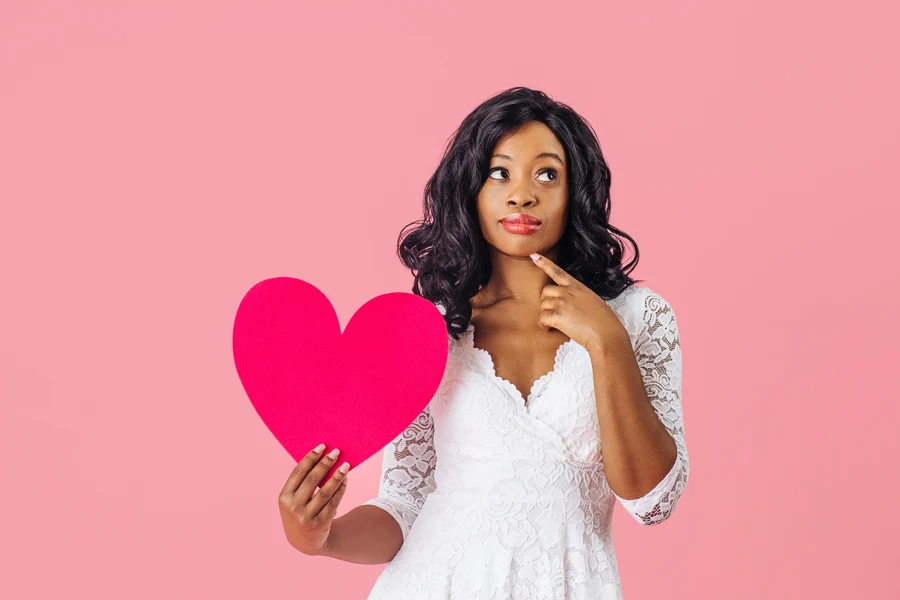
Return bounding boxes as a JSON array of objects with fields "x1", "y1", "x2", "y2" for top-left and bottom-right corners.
[
  {"x1": 629, "y1": 492, "x2": 685, "y2": 526},
  {"x1": 615, "y1": 455, "x2": 689, "y2": 527},
  {"x1": 360, "y1": 497, "x2": 420, "y2": 541},
  {"x1": 619, "y1": 486, "x2": 687, "y2": 527}
]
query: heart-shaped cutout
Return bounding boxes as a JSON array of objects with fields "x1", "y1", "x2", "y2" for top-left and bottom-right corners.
[{"x1": 233, "y1": 277, "x2": 448, "y2": 483}]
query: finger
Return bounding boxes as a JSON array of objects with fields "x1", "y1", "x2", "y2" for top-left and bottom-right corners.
[
  {"x1": 530, "y1": 253, "x2": 576, "y2": 287},
  {"x1": 281, "y1": 443, "x2": 327, "y2": 495},
  {"x1": 317, "y1": 477, "x2": 349, "y2": 522},
  {"x1": 540, "y1": 284, "x2": 565, "y2": 299},
  {"x1": 540, "y1": 297, "x2": 562, "y2": 311},
  {"x1": 295, "y1": 447, "x2": 342, "y2": 503},
  {"x1": 307, "y1": 461, "x2": 350, "y2": 516},
  {"x1": 537, "y1": 309, "x2": 559, "y2": 332}
]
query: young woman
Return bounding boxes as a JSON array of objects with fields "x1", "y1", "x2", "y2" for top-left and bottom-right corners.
[{"x1": 278, "y1": 86, "x2": 689, "y2": 599}]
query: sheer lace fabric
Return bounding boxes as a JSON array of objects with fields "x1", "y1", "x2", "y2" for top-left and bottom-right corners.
[{"x1": 362, "y1": 285, "x2": 689, "y2": 599}]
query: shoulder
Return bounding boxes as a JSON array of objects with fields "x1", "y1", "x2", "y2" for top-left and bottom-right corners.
[{"x1": 606, "y1": 284, "x2": 678, "y2": 344}]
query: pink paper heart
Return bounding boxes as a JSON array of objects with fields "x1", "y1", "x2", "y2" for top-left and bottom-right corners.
[{"x1": 232, "y1": 277, "x2": 448, "y2": 484}]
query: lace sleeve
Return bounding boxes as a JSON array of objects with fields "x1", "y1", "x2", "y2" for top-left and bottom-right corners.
[
  {"x1": 612, "y1": 290, "x2": 690, "y2": 526},
  {"x1": 360, "y1": 402, "x2": 438, "y2": 541}
]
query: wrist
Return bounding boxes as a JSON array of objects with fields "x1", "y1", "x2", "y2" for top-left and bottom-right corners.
[
  {"x1": 316, "y1": 520, "x2": 341, "y2": 557},
  {"x1": 586, "y1": 334, "x2": 631, "y2": 360}
]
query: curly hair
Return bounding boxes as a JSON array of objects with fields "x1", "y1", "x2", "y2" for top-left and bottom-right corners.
[{"x1": 397, "y1": 86, "x2": 644, "y2": 341}]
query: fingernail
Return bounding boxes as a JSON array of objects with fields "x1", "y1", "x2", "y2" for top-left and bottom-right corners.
[
  {"x1": 313, "y1": 443, "x2": 326, "y2": 454},
  {"x1": 328, "y1": 448, "x2": 340, "y2": 459},
  {"x1": 338, "y1": 462, "x2": 350, "y2": 474},
  {"x1": 530, "y1": 253, "x2": 540, "y2": 260}
]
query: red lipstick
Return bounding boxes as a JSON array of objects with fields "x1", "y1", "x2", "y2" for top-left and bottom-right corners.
[{"x1": 500, "y1": 213, "x2": 541, "y2": 235}]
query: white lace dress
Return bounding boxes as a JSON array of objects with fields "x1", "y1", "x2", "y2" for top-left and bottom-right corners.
[{"x1": 361, "y1": 285, "x2": 689, "y2": 599}]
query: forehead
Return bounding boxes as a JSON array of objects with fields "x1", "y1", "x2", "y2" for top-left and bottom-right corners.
[{"x1": 493, "y1": 121, "x2": 565, "y2": 158}]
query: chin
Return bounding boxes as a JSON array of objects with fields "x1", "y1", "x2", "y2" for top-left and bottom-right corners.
[{"x1": 494, "y1": 243, "x2": 544, "y2": 257}]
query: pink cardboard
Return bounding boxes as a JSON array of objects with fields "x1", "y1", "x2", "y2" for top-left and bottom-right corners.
[{"x1": 232, "y1": 277, "x2": 448, "y2": 483}]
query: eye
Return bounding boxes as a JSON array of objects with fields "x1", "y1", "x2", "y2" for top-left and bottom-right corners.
[
  {"x1": 488, "y1": 168, "x2": 558, "y2": 182},
  {"x1": 537, "y1": 169, "x2": 558, "y2": 182}
]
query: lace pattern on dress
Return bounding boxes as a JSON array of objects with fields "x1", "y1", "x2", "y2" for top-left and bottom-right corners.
[
  {"x1": 360, "y1": 403, "x2": 438, "y2": 540},
  {"x1": 611, "y1": 290, "x2": 690, "y2": 526}
]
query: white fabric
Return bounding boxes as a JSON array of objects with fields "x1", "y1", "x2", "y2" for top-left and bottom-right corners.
[{"x1": 362, "y1": 285, "x2": 689, "y2": 599}]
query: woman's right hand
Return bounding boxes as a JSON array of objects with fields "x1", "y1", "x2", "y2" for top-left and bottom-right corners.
[{"x1": 278, "y1": 444, "x2": 350, "y2": 556}]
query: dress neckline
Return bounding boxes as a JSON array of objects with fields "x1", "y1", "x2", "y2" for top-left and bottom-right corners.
[{"x1": 464, "y1": 321, "x2": 577, "y2": 408}]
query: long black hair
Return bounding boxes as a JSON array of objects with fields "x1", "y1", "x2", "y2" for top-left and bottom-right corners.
[{"x1": 397, "y1": 86, "x2": 644, "y2": 341}]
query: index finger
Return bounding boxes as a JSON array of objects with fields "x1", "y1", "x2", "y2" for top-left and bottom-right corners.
[
  {"x1": 529, "y1": 253, "x2": 576, "y2": 287},
  {"x1": 280, "y1": 443, "x2": 326, "y2": 495}
]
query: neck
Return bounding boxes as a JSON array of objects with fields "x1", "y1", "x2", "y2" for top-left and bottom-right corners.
[{"x1": 476, "y1": 246, "x2": 562, "y2": 307}]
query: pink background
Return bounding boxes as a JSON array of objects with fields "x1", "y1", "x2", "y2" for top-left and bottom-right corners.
[{"x1": 2, "y1": 1, "x2": 898, "y2": 598}]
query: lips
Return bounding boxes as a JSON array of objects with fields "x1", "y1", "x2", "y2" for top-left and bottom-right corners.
[
  {"x1": 500, "y1": 214, "x2": 541, "y2": 225},
  {"x1": 500, "y1": 214, "x2": 542, "y2": 235}
]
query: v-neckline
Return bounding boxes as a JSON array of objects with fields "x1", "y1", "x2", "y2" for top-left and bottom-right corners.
[{"x1": 465, "y1": 321, "x2": 576, "y2": 408}]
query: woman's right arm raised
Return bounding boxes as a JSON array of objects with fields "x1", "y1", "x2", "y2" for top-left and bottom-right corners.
[
  {"x1": 278, "y1": 404, "x2": 438, "y2": 565},
  {"x1": 277, "y1": 443, "x2": 404, "y2": 565}
]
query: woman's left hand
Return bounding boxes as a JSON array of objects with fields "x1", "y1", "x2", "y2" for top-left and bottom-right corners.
[{"x1": 530, "y1": 253, "x2": 631, "y2": 354}]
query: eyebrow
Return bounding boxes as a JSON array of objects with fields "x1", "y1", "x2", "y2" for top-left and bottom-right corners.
[{"x1": 491, "y1": 152, "x2": 565, "y2": 166}]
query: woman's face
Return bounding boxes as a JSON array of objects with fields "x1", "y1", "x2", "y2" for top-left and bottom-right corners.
[{"x1": 476, "y1": 120, "x2": 569, "y2": 258}]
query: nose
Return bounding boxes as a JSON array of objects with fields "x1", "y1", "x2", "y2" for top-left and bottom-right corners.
[
  {"x1": 503, "y1": 172, "x2": 539, "y2": 207},
  {"x1": 506, "y1": 193, "x2": 537, "y2": 206}
]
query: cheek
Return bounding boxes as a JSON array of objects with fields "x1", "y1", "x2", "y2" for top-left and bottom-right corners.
[
  {"x1": 475, "y1": 195, "x2": 498, "y2": 224},
  {"x1": 544, "y1": 212, "x2": 568, "y2": 239}
]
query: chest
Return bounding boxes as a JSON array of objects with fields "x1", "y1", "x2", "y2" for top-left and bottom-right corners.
[
  {"x1": 435, "y1": 326, "x2": 602, "y2": 464},
  {"x1": 471, "y1": 321, "x2": 572, "y2": 405}
]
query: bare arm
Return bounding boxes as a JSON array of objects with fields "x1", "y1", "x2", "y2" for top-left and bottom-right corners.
[
  {"x1": 595, "y1": 289, "x2": 689, "y2": 526},
  {"x1": 312, "y1": 504, "x2": 403, "y2": 564},
  {"x1": 278, "y1": 447, "x2": 404, "y2": 563},
  {"x1": 311, "y1": 402, "x2": 439, "y2": 563},
  {"x1": 286, "y1": 403, "x2": 437, "y2": 565}
]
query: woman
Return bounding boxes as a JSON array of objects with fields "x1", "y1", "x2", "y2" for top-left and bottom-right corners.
[{"x1": 278, "y1": 86, "x2": 689, "y2": 599}]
